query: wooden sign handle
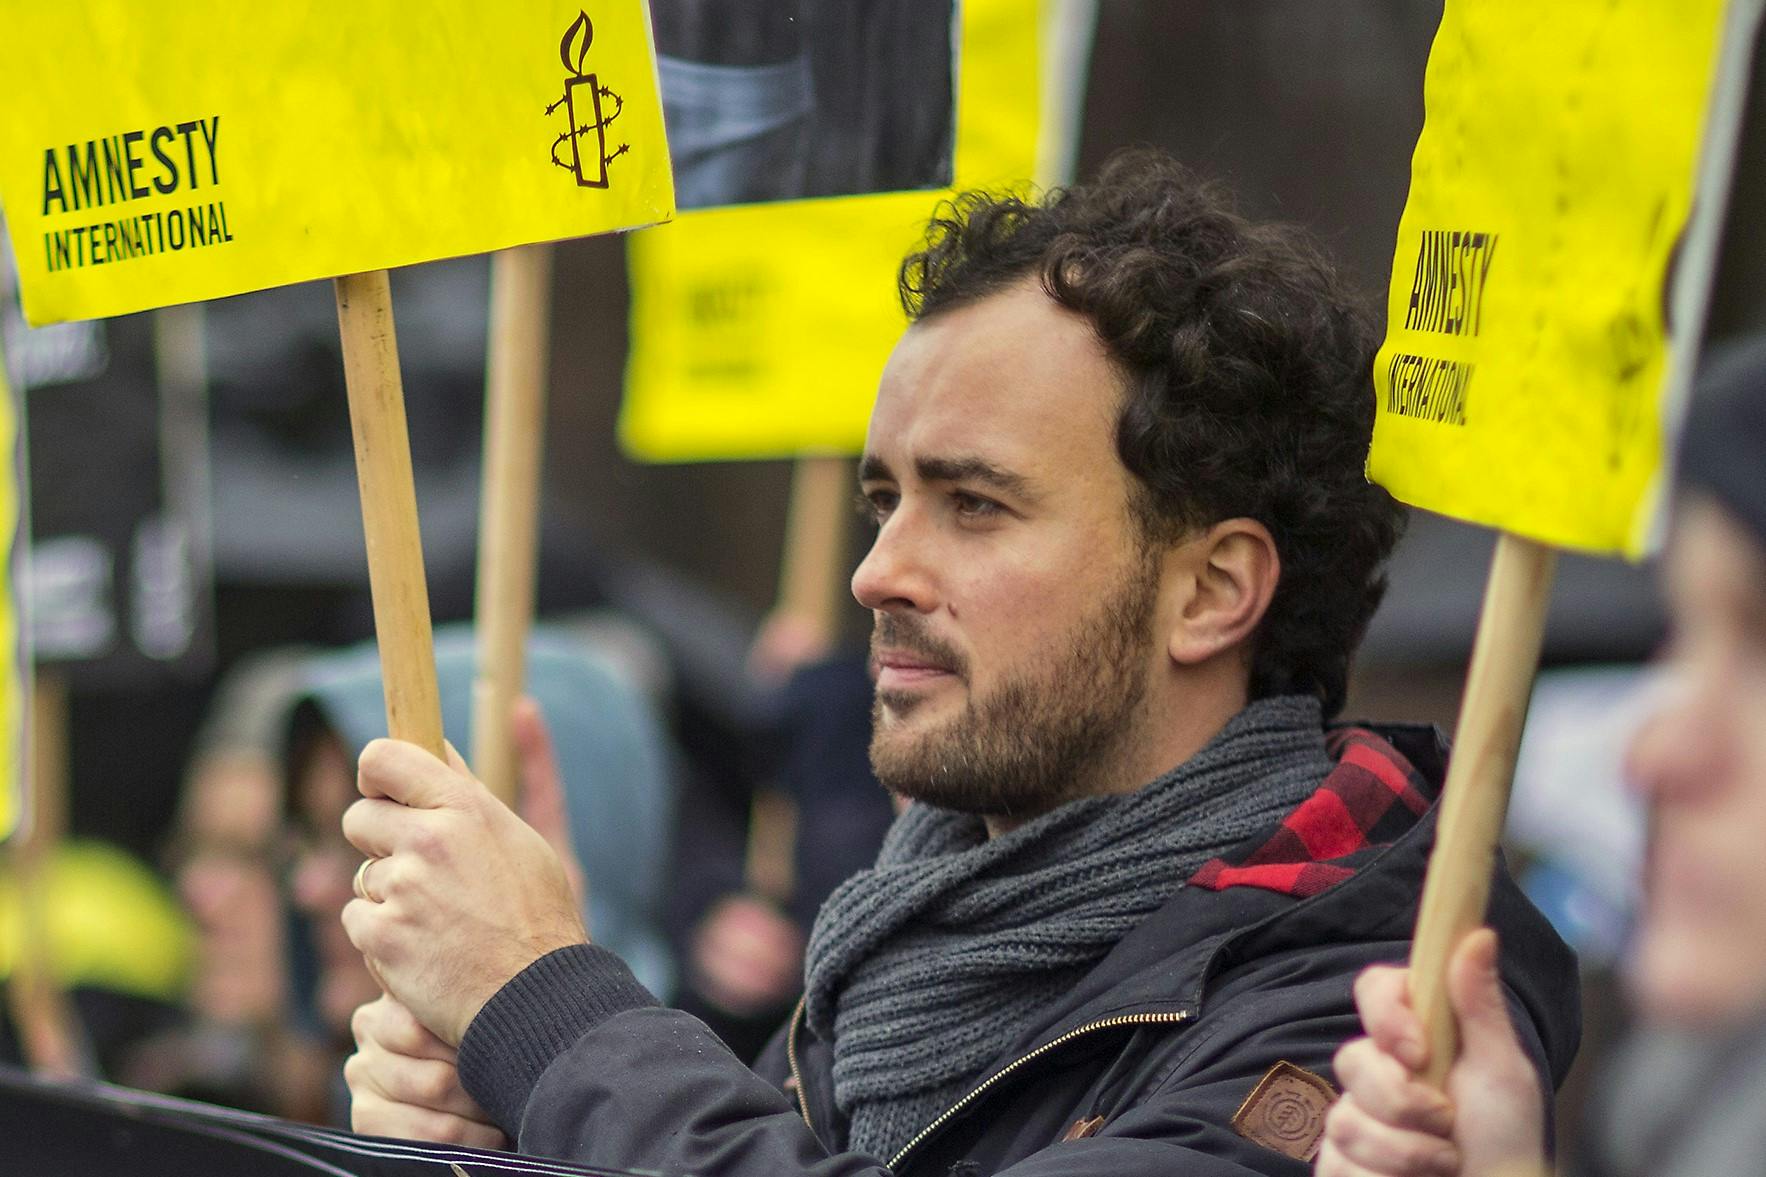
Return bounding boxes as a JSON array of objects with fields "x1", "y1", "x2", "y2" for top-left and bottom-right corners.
[
  {"x1": 335, "y1": 271, "x2": 444, "y2": 759},
  {"x1": 471, "y1": 244, "x2": 553, "y2": 806},
  {"x1": 1408, "y1": 532, "x2": 1557, "y2": 1088},
  {"x1": 7, "y1": 672, "x2": 91, "y2": 1077},
  {"x1": 740, "y1": 455, "x2": 854, "y2": 904},
  {"x1": 775, "y1": 455, "x2": 852, "y2": 645}
]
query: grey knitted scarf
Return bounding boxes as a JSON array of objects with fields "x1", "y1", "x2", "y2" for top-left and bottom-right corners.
[{"x1": 802, "y1": 695, "x2": 1333, "y2": 1161}]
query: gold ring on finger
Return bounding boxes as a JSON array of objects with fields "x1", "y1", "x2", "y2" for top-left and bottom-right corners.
[{"x1": 352, "y1": 856, "x2": 384, "y2": 903}]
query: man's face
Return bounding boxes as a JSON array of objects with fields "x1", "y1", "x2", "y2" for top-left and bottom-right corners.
[
  {"x1": 1629, "y1": 497, "x2": 1766, "y2": 1026},
  {"x1": 853, "y1": 281, "x2": 1168, "y2": 824}
]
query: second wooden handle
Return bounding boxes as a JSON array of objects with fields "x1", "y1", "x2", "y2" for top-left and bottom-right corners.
[
  {"x1": 472, "y1": 244, "x2": 553, "y2": 804},
  {"x1": 336, "y1": 270, "x2": 445, "y2": 759},
  {"x1": 1408, "y1": 532, "x2": 1557, "y2": 1088}
]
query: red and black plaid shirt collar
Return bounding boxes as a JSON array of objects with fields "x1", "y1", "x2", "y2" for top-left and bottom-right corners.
[{"x1": 1187, "y1": 727, "x2": 1433, "y2": 899}]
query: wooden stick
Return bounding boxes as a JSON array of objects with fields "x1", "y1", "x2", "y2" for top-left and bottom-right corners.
[
  {"x1": 1409, "y1": 532, "x2": 1557, "y2": 1088},
  {"x1": 471, "y1": 245, "x2": 553, "y2": 806},
  {"x1": 775, "y1": 455, "x2": 852, "y2": 645},
  {"x1": 744, "y1": 788, "x2": 799, "y2": 904},
  {"x1": 334, "y1": 271, "x2": 444, "y2": 758},
  {"x1": 741, "y1": 456, "x2": 853, "y2": 904},
  {"x1": 8, "y1": 672, "x2": 90, "y2": 1076}
]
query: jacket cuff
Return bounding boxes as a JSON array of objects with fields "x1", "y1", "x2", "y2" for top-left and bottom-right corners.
[{"x1": 457, "y1": 943, "x2": 660, "y2": 1133}]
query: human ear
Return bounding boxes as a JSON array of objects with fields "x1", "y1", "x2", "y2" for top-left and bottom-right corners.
[{"x1": 1166, "y1": 519, "x2": 1280, "y2": 667}]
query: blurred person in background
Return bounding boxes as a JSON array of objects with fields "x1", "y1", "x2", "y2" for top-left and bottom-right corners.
[
  {"x1": 282, "y1": 624, "x2": 675, "y2": 1125},
  {"x1": 121, "y1": 648, "x2": 332, "y2": 1118},
  {"x1": 677, "y1": 646, "x2": 896, "y2": 1062},
  {"x1": 0, "y1": 837, "x2": 191, "y2": 1077},
  {"x1": 1316, "y1": 342, "x2": 1766, "y2": 1177}
]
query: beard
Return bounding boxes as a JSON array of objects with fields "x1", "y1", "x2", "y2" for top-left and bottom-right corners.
[{"x1": 868, "y1": 549, "x2": 1161, "y2": 822}]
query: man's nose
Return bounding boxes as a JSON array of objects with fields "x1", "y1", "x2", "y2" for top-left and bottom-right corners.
[{"x1": 852, "y1": 511, "x2": 937, "y2": 614}]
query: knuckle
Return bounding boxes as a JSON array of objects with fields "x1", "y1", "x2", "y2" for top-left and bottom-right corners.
[
  {"x1": 1334, "y1": 1036, "x2": 1368, "y2": 1079},
  {"x1": 406, "y1": 822, "x2": 443, "y2": 860},
  {"x1": 1326, "y1": 1102, "x2": 1361, "y2": 1147},
  {"x1": 350, "y1": 999, "x2": 378, "y2": 1042},
  {"x1": 339, "y1": 900, "x2": 375, "y2": 951},
  {"x1": 412, "y1": 1061, "x2": 456, "y2": 1107},
  {"x1": 389, "y1": 1001, "x2": 428, "y2": 1047},
  {"x1": 423, "y1": 1111, "x2": 470, "y2": 1146},
  {"x1": 339, "y1": 900, "x2": 363, "y2": 940},
  {"x1": 349, "y1": 1094, "x2": 387, "y2": 1135},
  {"x1": 374, "y1": 860, "x2": 404, "y2": 899},
  {"x1": 1400, "y1": 1135, "x2": 1446, "y2": 1171},
  {"x1": 358, "y1": 740, "x2": 390, "y2": 778}
]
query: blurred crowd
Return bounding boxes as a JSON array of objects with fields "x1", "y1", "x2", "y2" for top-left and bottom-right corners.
[{"x1": 0, "y1": 590, "x2": 894, "y2": 1125}]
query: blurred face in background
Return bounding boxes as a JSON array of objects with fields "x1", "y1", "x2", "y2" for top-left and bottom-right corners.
[
  {"x1": 172, "y1": 752, "x2": 288, "y2": 1026},
  {"x1": 289, "y1": 728, "x2": 378, "y2": 1039},
  {"x1": 1628, "y1": 496, "x2": 1766, "y2": 1027}
]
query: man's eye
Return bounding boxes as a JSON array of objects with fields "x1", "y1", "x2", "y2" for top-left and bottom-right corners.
[
  {"x1": 857, "y1": 490, "x2": 897, "y2": 523},
  {"x1": 952, "y1": 491, "x2": 1002, "y2": 519}
]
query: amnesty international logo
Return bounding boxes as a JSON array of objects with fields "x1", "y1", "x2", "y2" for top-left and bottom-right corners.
[{"x1": 545, "y1": 10, "x2": 628, "y2": 188}]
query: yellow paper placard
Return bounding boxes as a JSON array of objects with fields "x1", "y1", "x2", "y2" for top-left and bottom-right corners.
[
  {"x1": 620, "y1": 0, "x2": 1059, "y2": 462},
  {"x1": 0, "y1": 3, "x2": 673, "y2": 326},
  {"x1": 1370, "y1": 0, "x2": 1729, "y2": 557}
]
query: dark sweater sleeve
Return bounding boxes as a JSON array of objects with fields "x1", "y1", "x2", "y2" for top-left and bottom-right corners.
[
  {"x1": 459, "y1": 945, "x2": 892, "y2": 1177},
  {"x1": 458, "y1": 943, "x2": 661, "y2": 1132}
]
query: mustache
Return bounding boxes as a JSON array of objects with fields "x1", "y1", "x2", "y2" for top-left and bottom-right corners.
[{"x1": 870, "y1": 614, "x2": 967, "y2": 677}]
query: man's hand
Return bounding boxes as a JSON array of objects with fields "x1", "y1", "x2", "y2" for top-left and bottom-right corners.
[
  {"x1": 1318, "y1": 930, "x2": 1548, "y2": 1177},
  {"x1": 340, "y1": 737, "x2": 587, "y2": 1045},
  {"x1": 346, "y1": 995, "x2": 507, "y2": 1147}
]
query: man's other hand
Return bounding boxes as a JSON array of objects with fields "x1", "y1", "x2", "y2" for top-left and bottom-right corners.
[
  {"x1": 1317, "y1": 929, "x2": 1548, "y2": 1177},
  {"x1": 341, "y1": 736, "x2": 587, "y2": 1045},
  {"x1": 347, "y1": 994, "x2": 507, "y2": 1147}
]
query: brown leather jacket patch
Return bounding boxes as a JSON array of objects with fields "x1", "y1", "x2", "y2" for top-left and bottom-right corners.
[
  {"x1": 1059, "y1": 1115, "x2": 1106, "y2": 1142},
  {"x1": 1230, "y1": 1061, "x2": 1338, "y2": 1161}
]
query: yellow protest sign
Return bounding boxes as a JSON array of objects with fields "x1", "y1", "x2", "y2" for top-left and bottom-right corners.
[
  {"x1": 0, "y1": 3, "x2": 672, "y2": 326},
  {"x1": 620, "y1": 0, "x2": 1080, "y2": 462},
  {"x1": 1370, "y1": 0, "x2": 1730, "y2": 557}
]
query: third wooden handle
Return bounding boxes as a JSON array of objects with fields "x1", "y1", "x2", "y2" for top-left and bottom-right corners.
[{"x1": 1408, "y1": 532, "x2": 1556, "y2": 1089}]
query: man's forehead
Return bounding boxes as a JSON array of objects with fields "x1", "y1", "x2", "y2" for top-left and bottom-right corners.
[{"x1": 864, "y1": 287, "x2": 1122, "y2": 482}]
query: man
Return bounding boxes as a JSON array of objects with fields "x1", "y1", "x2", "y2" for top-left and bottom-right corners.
[
  {"x1": 338, "y1": 151, "x2": 1579, "y2": 1175},
  {"x1": 1315, "y1": 345, "x2": 1766, "y2": 1177}
]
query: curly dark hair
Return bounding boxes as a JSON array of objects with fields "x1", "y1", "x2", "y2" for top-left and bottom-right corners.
[{"x1": 898, "y1": 149, "x2": 1404, "y2": 718}]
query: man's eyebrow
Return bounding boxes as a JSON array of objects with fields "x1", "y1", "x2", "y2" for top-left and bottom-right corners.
[
  {"x1": 859, "y1": 454, "x2": 892, "y2": 484},
  {"x1": 915, "y1": 455, "x2": 1034, "y2": 499},
  {"x1": 859, "y1": 453, "x2": 1037, "y2": 500}
]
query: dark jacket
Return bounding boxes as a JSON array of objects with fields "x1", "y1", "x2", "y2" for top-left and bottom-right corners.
[{"x1": 459, "y1": 724, "x2": 1580, "y2": 1177}]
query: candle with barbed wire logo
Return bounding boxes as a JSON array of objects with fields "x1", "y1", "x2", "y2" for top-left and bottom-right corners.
[{"x1": 546, "y1": 10, "x2": 629, "y2": 188}]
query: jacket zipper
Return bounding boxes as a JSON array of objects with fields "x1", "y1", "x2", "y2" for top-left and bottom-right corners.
[
  {"x1": 786, "y1": 996, "x2": 815, "y2": 1137},
  {"x1": 886, "y1": 1009, "x2": 1192, "y2": 1172}
]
